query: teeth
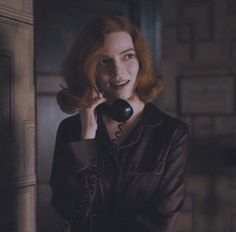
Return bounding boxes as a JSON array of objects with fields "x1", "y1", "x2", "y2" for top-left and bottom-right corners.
[{"x1": 111, "y1": 80, "x2": 128, "y2": 86}]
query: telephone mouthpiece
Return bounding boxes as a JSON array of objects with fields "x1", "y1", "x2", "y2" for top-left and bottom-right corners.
[{"x1": 109, "y1": 99, "x2": 134, "y2": 122}]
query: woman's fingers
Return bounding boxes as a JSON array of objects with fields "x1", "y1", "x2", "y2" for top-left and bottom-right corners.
[
  {"x1": 91, "y1": 92, "x2": 107, "y2": 109},
  {"x1": 79, "y1": 92, "x2": 106, "y2": 139}
]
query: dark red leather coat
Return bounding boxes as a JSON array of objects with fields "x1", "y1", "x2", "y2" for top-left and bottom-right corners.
[{"x1": 50, "y1": 103, "x2": 189, "y2": 232}]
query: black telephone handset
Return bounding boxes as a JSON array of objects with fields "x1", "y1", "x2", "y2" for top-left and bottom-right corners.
[{"x1": 100, "y1": 98, "x2": 133, "y2": 122}]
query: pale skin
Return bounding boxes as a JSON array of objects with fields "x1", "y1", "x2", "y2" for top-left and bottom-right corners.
[{"x1": 80, "y1": 31, "x2": 145, "y2": 144}]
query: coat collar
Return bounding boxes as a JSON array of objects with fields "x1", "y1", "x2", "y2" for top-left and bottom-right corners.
[
  {"x1": 141, "y1": 102, "x2": 166, "y2": 127},
  {"x1": 96, "y1": 102, "x2": 166, "y2": 152},
  {"x1": 118, "y1": 103, "x2": 166, "y2": 150}
]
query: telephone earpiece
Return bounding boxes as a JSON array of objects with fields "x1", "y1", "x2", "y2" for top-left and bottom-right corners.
[{"x1": 100, "y1": 99, "x2": 133, "y2": 122}]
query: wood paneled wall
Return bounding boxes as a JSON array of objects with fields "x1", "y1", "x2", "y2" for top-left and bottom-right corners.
[
  {"x1": 0, "y1": 0, "x2": 35, "y2": 231},
  {"x1": 163, "y1": 0, "x2": 236, "y2": 231}
]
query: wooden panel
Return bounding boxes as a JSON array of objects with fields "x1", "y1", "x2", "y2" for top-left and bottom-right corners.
[
  {"x1": 178, "y1": 0, "x2": 214, "y2": 42},
  {"x1": 0, "y1": 0, "x2": 32, "y2": 24},
  {"x1": 0, "y1": 1, "x2": 35, "y2": 231},
  {"x1": 0, "y1": 186, "x2": 36, "y2": 232},
  {"x1": 0, "y1": 17, "x2": 35, "y2": 179}
]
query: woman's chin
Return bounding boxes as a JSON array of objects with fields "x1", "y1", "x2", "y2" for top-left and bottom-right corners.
[
  {"x1": 103, "y1": 90, "x2": 136, "y2": 102},
  {"x1": 107, "y1": 95, "x2": 130, "y2": 102},
  {"x1": 111, "y1": 95, "x2": 139, "y2": 104}
]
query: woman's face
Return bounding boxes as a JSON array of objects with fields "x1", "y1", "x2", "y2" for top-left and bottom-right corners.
[{"x1": 96, "y1": 31, "x2": 139, "y2": 102}]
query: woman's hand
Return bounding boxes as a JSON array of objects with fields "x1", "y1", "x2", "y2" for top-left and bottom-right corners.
[{"x1": 80, "y1": 93, "x2": 106, "y2": 139}]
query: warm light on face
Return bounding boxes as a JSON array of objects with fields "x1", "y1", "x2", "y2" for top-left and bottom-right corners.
[{"x1": 96, "y1": 31, "x2": 139, "y2": 101}]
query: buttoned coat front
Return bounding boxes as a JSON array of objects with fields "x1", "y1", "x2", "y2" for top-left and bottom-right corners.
[{"x1": 50, "y1": 103, "x2": 189, "y2": 232}]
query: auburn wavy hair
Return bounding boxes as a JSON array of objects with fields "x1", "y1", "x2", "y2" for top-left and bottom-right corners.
[{"x1": 57, "y1": 15, "x2": 164, "y2": 113}]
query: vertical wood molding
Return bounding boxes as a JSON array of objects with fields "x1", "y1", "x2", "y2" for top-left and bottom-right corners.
[
  {"x1": 23, "y1": 120, "x2": 35, "y2": 176},
  {"x1": 0, "y1": 51, "x2": 12, "y2": 138}
]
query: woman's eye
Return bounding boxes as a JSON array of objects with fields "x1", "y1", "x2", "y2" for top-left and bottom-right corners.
[
  {"x1": 124, "y1": 53, "x2": 135, "y2": 60},
  {"x1": 99, "y1": 58, "x2": 110, "y2": 65}
]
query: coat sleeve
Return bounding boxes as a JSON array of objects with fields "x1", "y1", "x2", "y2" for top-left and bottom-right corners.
[
  {"x1": 49, "y1": 119, "x2": 103, "y2": 230},
  {"x1": 113, "y1": 122, "x2": 190, "y2": 232}
]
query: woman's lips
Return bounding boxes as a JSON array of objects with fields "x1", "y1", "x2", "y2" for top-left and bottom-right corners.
[{"x1": 110, "y1": 80, "x2": 130, "y2": 88}]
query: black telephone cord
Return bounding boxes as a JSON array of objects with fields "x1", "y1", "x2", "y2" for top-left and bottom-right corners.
[
  {"x1": 111, "y1": 121, "x2": 125, "y2": 150},
  {"x1": 62, "y1": 121, "x2": 125, "y2": 232}
]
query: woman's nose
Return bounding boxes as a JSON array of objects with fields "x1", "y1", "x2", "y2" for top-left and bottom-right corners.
[{"x1": 111, "y1": 59, "x2": 124, "y2": 77}]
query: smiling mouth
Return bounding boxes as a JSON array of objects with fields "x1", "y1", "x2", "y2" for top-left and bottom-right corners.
[{"x1": 110, "y1": 80, "x2": 130, "y2": 88}]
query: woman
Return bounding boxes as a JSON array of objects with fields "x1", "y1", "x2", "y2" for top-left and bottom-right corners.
[{"x1": 50, "y1": 15, "x2": 189, "y2": 232}]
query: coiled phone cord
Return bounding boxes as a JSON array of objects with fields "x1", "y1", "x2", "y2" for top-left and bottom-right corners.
[
  {"x1": 62, "y1": 122, "x2": 125, "y2": 232},
  {"x1": 111, "y1": 122, "x2": 125, "y2": 150}
]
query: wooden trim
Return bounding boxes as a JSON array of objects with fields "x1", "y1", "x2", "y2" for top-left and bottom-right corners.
[{"x1": 0, "y1": 50, "x2": 12, "y2": 138}]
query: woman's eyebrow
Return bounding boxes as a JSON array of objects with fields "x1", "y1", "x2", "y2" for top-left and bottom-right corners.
[
  {"x1": 120, "y1": 48, "x2": 135, "y2": 54},
  {"x1": 100, "y1": 48, "x2": 135, "y2": 57}
]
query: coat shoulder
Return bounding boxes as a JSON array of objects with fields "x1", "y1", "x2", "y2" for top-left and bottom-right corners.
[
  {"x1": 56, "y1": 113, "x2": 81, "y2": 142},
  {"x1": 147, "y1": 103, "x2": 188, "y2": 136},
  {"x1": 163, "y1": 113, "x2": 188, "y2": 135}
]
